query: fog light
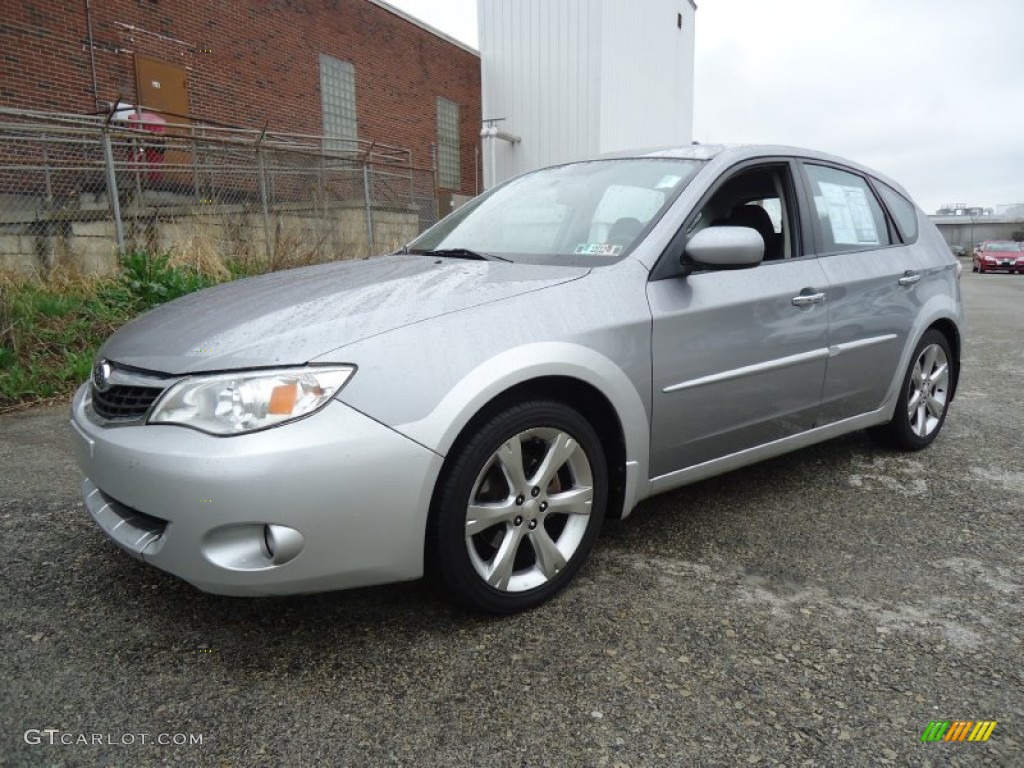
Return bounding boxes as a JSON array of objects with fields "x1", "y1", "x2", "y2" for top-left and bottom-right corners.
[
  {"x1": 203, "y1": 523, "x2": 305, "y2": 571},
  {"x1": 263, "y1": 524, "x2": 304, "y2": 565}
]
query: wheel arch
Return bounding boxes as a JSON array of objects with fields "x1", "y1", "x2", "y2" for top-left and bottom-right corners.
[
  {"x1": 433, "y1": 376, "x2": 631, "y2": 525},
  {"x1": 396, "y1": 341, "x2": 651, "y2": 521},
  {"x1": 879, "y1": 295, "x2": 964, "y2": 421},
  {"x1": 928, "y1": 317, "x2": 962, "y2": 402}
]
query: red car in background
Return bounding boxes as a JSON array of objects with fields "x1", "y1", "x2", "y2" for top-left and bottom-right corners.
[{"x1": 973, "y1": 241, "x2": 1024, "y2": 274}]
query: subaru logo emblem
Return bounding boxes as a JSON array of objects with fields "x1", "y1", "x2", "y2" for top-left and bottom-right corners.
[{"x1": 93, "y1": 359, "x2": 112, "y2": 392}]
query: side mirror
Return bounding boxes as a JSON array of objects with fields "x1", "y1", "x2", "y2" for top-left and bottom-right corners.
[{"x1": 682, "y1": 226, "x2": 764, "y2": 274}]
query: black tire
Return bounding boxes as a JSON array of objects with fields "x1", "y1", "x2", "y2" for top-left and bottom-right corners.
[
  {"x1": 428, "y1": 400, "x2": 607, "y2": 614},
  {"x1": 869, "y1": 329, "x2": 953, "y2": 451}
]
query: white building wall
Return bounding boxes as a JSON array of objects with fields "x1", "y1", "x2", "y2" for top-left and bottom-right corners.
[
  {"x1": 478, "y1": 0, "x2": 695, "y2": 187},
  {"x1": 598, "y1": 0, "x2": 695, "y2": 154},
  {"x1": 479, "y1": 0, "x2": 602, "y2": 186}
]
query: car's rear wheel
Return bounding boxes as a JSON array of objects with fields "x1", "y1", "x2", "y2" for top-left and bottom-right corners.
[
  {"x1": 869, "y1": 329, "x2": 953, "y2": 450},
  {"x1": 428, "y1": 400, "x2": 607, "y2": 614}
]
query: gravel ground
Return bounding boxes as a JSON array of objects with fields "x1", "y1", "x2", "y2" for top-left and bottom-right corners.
[{"x1": 1, "y1": 271, "x2": 1021, "y2": 767}]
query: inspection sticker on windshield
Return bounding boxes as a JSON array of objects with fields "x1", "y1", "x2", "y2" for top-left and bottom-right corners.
[{"x1": 574, "y1": 243, "x2": 623, "y2": 256}]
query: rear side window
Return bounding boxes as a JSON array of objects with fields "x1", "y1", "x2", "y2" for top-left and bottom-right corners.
[
  {"x1": 805, "y1": 164, "x2": 891, "y2": 254},
  {"x1": 874, "y1": 181, "x2": 919, "y2": 243}
]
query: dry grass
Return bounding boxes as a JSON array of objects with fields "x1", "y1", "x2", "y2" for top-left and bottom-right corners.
[
  {"x1": 157, "y1": 212, "x2": 386, "y2": 276},
  {"x1": 162, "y1": 219, "x2": 233, "y2": 281},
  {"x1": 268, "y1": 222, "x2": 337, "y2": 271}
]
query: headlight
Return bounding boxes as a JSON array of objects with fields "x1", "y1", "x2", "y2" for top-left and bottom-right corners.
[{"x1": 149, "y1": 366, "x2": 355, "y2": 435}]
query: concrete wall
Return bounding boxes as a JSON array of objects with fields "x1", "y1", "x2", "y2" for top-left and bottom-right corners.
[
  {"x1": 930, "y1": 216, "x2": 1024, "y2": 248},
  {"x1": 0, "y1": 204, "x2": 420, "y2": 277}
]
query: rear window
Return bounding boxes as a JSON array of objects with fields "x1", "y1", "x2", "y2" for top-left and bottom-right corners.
[
  {"x1": 875, "y1": 181, "x2": 919, "y2": 243},
  {"x1": 805, "y1": 164, "x2": 891, "y2": 254}
]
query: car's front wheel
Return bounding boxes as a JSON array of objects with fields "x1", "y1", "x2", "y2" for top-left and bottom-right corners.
[
  {"x1": 428, "y1": 400, "x2": 607, "y2": 614},
  {"x1": 869, "y1": 329, "x2": 953, "y2": 450}
]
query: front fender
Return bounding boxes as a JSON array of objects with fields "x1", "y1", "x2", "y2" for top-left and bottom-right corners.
[
  {"x1": 394, "y1": 342, "x2": 651, "y2": 506},
  {"x1": 336, "y1": 339, "x2": 652, "y2": 518},
  {"x1": 325, "y1": 261, "x2": 656, "y2": 515}
]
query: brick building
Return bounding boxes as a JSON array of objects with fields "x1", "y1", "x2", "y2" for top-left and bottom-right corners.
[{"x1": 0, "y1": 0, "x2": 481, "y2": 195}]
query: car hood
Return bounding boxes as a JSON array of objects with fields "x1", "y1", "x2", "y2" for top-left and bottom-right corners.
[{"x1": 100, "y1": 254, "x2": 589, "y2": 374}]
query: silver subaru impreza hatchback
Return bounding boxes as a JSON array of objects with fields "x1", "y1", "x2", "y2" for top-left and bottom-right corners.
[{"x1": 71, "y1": 145, "x2": 964, "y2": 613}]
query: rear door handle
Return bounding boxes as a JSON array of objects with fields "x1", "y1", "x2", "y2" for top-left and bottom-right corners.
[
  {"x1": 791, "y1": 292, "x2": 826, "y2": 307},
  {"x1": 898, "y1": 271, "x2": 921, "y2": 286}
]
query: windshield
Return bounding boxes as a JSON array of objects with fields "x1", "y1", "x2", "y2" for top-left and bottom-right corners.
[
  {"x1": 410, "y1": 158, "x2": 703, "y2": 265},
  {"x1": 984, "y1": 242, "x2": 1020, "y2": 252}
]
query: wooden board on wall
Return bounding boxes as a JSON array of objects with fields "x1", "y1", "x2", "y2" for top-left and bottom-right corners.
[{"x1": 133, "y1": 55, "x2": 192, "y2": 189}]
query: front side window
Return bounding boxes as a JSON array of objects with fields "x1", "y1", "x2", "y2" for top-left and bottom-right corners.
[
  {"x1": 682, "y1": 163, "x2": 798, "y2": 264},
  {"x1": 320, "y1": 55, "x2": 357, "y2": 154},
  {"x1": 437, "y1": 98, "x2": 461, "y2": 190},
  {"x1": 805, "y1": 164, "x2": 891, "y2": 254},
  {"x1": 410, "y1": 158, "x2": 703, "y2": 265}
]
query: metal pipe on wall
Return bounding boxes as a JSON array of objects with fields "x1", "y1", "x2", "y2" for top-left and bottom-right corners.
[
  {"x1": 84, "y1": 0, "x2": 101, "y2": 109},
  {"x1": 489, "y1": 128, "x2": 496, "y2": 192},
  {"x1": 479, "y1": 123, "x2": 520, "y2": 190}
]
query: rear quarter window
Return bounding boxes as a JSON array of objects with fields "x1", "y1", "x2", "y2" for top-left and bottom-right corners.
[{"x1": 874, "y1": 181, "x2": 919, "y2": 243}]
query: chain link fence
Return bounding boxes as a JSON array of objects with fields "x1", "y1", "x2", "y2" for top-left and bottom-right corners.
[{"x1": 0, "y1": 108, "x2": 440, "y2": 276}]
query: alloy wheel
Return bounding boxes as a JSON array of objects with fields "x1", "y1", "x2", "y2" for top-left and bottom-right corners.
[
  {"x1": 907, "y1": 343, "x2": 949, "y2": 439},
  {"x1": 464, "y1": 427, "x2": 594, "y2": 593}
]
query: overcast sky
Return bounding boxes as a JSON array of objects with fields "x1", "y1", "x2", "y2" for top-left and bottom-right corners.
[{"x1": 386, "y1": 0, "x2": 1023, "y2": 213}]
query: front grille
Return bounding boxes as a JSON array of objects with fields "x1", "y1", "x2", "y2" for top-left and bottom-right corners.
[{"x1": 92, "y1": 384, "x2": 165, "y2": 420}]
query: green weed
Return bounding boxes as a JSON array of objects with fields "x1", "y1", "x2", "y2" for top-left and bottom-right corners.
[{"x1": 1, "y1": 250, "x2": 248, "y2": 410}]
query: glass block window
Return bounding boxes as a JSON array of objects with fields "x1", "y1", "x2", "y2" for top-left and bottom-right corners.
[
  {"x1": 320, "y1": 55, "x2": 357, "y2": 153},
  {"x1": 437, "y1": 97, "x2": 460, "y2": 189}
]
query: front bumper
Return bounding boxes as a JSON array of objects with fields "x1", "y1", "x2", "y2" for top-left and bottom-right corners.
[
  {"x1": 70, "y1": 384, "x2": 444, "y2": 595},
  {"x1": 980, "y1": 259, "x2": 1024, "y2": 272}
]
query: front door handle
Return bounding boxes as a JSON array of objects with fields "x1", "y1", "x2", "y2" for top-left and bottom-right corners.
[
  {"x1": 898, "y1": 271, "x2": 921, "y2": 286},
  {"x1": 791, "y1": 292, "x2": 826, "y2": 307}
]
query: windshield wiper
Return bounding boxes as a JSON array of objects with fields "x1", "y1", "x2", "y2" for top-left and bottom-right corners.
[{"x1": 413, "y1": 248, "x2": 511, "y2": 263}]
